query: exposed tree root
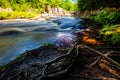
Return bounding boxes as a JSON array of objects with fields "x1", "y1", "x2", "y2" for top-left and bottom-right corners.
[
  {"x1": 0, "y1": 46, "x2": 78, "y2": 80},
  {"x1": 81, "y1": 44, "x2": 120, "y2": 70},
  {"x1": 99, "y1": 59, "x2": 120, "y2": 78},
  {"x1": 89, "y1": 56, "x2": 101, "y2": 67}
]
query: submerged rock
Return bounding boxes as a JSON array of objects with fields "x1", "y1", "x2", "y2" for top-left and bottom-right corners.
[
  {"x1": 54, "y1": 33, "x2": 77, "y2": 47},
  {"x1": 0, "y1": 28, "x2": 25, "y2": 36}
]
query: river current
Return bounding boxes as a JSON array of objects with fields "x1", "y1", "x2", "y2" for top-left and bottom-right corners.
[{"x1": 0, "y1": 17, "x2": 84, "y2": 66}]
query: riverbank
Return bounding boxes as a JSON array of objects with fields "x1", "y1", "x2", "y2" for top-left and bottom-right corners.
[
  {"x1": 0, "y1": 19, "x2": 119, "y2": 79},
  {"x1": 0, "y1": 45, "x2": 77, "y2": 80},
  {"x1": 0, "y1": 18, "x2": 45, "y2": 24},
  {"x1": 0, "y1": 13, "x2": 73, "y2": 24},
  {"x1": 0, "y1": 6, "x2": 73, "y2": 21}
]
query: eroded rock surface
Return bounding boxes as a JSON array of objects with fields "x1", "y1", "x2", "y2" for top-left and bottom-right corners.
[{"x1": 0, "y1": 46, "x2": 77, "y2": 80}]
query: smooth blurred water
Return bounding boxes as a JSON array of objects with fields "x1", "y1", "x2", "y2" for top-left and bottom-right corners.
[{"x1": 0, "y1": 17, "x2": 83, "y2": 66}]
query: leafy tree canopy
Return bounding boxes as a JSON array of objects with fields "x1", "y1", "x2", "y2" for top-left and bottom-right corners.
[{"x1": 0, "y1": 0, "x2": 76, "y2": 12}]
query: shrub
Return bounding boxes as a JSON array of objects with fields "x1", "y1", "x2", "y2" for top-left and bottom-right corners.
[
  {"x1": 87, "y1": 8, "x2": 120, "y2": 45},
  {"x1": 0, "y1": 12, "x2": 37, "y2": 19},
  {"x1": 87, "y1": 8, "x2": 120, "y2": 25},
  {"x1": 42, "y1": 42, "x2": 54, "y2": 46},
  {"x1": 0, "y1": 0, "x2": 10, "y2": 8},
  {"x1": 0, "y1": 12, "x2": 8, "y2": 19},
  {"x1": 11, "y1": 3, "x2": 30, "y2": 12},
  {"x1": 100, "y1": 24, "x2": 120, "y2": 44}
]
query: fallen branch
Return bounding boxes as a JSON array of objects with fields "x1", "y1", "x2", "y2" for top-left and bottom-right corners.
[{"x1": 81, "y1": 44, "x2": 120, "y2": 70}]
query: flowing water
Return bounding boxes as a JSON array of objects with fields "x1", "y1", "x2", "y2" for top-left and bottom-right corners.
[{"x1": 0, "y1": 17, "x2": 84, "y2": 66}]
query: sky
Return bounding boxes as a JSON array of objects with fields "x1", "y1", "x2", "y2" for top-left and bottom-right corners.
[
  {"x1": 71, "y1": 0, "x2": 77, "y2": 2},
  {"x1": 71, "y1": 0, "x2": 77, "y2": 3}
]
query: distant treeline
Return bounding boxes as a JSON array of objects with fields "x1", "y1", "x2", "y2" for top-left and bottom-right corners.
[
  {"x1": 0, "y1": 0, "x2": 77, "y2": 12},
  {"x1": 77, "y1": 0, "x2": 120, "y2": 11}
]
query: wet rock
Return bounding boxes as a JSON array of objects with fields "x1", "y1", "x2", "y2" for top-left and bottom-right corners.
[{"x1": 0, "y1": 46, "x2": 77, "y2": 80}]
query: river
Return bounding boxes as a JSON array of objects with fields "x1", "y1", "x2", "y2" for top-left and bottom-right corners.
[{"x1": 0, "y1": 17, "x2": 84, "y2": 66}]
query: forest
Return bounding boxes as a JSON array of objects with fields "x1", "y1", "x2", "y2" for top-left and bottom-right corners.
[
  {"x1": 0, "y1": 0, "x2": 76, "y2": 19},
  {"x1": 0, "y1": 0, "x2": 76, "y2": 12}
]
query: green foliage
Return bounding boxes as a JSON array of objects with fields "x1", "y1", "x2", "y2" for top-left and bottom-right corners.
[
  {"x1": 12, "y1": 3, "x2": 30, "y2": 12},
  {"x1": 87, "y1": 8, "x2": 120, "y2": 24},
  {"x1": 0, "y1": 12, "x2": 37, "y2": 19},
  {"x1": 24, "y1": 50, "x2": 29, "y2": 56},
  {"x1": 100, "y1": 24, "x2": 120, "y2": 44},
  {"x1": 0, "y1": 0, "x2": 10, "y2": 8},
  {"x1": 60, "y1": 0, "x2": 77, "y2": 11},
  {"x1": 14, "y1": 50, "x2": 30, "y2": 62},
  {"x1": 77, "y1": 0, "x2": 120, "y2": 11},
  {"x1": 26, "y1": 0, "x2": 46, "y2": 12},
  {"x1": 86, "y1": 8, "x2": 120, "y2": 45},
  {"x1": 111, "y1": 34, "x2": 120, "y2": 44},
  {"x1": 0, "y1": 0, "x2": 75, "y2": 12},
  {"x1": 42, "y1": 42, "x2": 54, "y2": 46},
  {"x1": 77, "y1": 0, "x2": 103, "y2": 11},
  {"x1": 47, "y1": 0, "x2": 61, "y2": 7},
  {"x1": 94, "y1": 8, "x2": 120, "y2": 25}
]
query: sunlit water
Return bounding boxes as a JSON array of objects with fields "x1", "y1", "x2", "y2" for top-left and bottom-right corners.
[{"x1": 0, "y1": 17, "x2": 84, "y2": 66}]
